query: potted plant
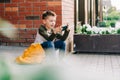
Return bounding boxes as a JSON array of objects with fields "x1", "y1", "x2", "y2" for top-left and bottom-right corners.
[
  {"x1": 98, "y1": 21, "x2": 106, "y2": 27},
  {"x1": 110, "y1": 21, "x2": 116, "y2": 27},
  {"x1": 74, "y1": 24, "x2": 120, "y2": 53}
]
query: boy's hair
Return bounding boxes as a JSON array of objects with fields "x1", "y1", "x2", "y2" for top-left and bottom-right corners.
[{"x1": 42, "y1": 10, "x2": 56, "y2": 19}]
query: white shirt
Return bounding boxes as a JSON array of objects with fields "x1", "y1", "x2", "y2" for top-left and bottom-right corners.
[{"x1": 34, "y1": 30, "x2": 51, "y2": 44}]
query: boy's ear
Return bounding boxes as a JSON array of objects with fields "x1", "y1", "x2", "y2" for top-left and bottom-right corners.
[{"x1": 42, "y1": 20, "x2": 46, "y2": 24}]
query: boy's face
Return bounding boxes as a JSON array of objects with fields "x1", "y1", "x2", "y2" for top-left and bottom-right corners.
[{"x1": 43, "y1": 16, "x2": 56, "y2": 29}]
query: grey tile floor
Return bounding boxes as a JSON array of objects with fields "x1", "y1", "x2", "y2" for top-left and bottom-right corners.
[{"x1": 0, "y1": 46, "x2": 120, "y2": 80}]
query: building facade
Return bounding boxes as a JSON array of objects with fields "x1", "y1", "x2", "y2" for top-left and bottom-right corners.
[
  {"x1": 0, "y1": 0, "x2": 105, "y2": 52},
  {"x1": 76, "y1": 0, "x2": 103, "y2": 26},
  {"x1": 0, "y1": 0, "x2": 74, "y2": 52}
]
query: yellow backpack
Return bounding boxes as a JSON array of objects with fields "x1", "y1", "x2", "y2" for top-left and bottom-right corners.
[{"x1": 16, "y1": 43, "x2": 45, "y2": 64}]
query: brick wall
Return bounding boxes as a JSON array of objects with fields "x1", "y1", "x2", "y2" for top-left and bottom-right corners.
[
  {"x1": 0, "y1": 0, "x2": 62, "y2": 46},
  {"x1": 62, "y1": 0, "x2": 74, "y2": 52},
  {"x1": 0, "y1": 0, "x2": 74, "y2": 51}
]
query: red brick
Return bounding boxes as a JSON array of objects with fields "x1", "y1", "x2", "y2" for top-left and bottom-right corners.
[
  {"x1": 26, "y1": 7, "x2": 33, "y2": 11},
  {"x1": 15, "y1": 39, "x2": 26, "y2": 43},
  {"x1": 12, "y1": 7, "x2": 18, "y2": 12},
  {"x1": 40, "y1": 1, "x2": 47, "y2": 6},
  {"x1": 33, "y1": 12, "x2": 42, "y2": 15},
  {"x1": 27, "y1": 39, "x2": 35, "y2": 43},
  {"x1": 47, "y1": 6, "x2": 55, "y2": 11},
  {"x1": 19, "y1": 3, "x2": 32, "y2": 7},
  {"x1": 19, "y1": 24, "x2": 26, "y2": 28},
  {"x1": 19, "y1": 20, "x2": 33, "y2": 25},
  {"x1": 33, "y1": 2, "x2": 46, "y2": 7},
  {"x1": 0, "y1": 35, "x2": 6, "y2": 38},
  {"x1": 5, "y1": 7, "x2": 12, "y2": 12},
  {"x1": 18, "y1": 29, "x2": 26, "y2": 34},
  {"x1": 15, "y1": 24, "x2": 26, "y2": 28},
  {"x1": 5, "y1": 4, "x2": 18, "y2": 7},
  {"x1": 33, "y1": 20, "x2": 41, "y2": 25},
  {"x1": 55, "y1": 10, "x2": 62, "y2": 15},
  {"x1": 55, "y1": 6, "x2": 62, "y2": 10},
  {"x1": 55, "y1": 24, "x2": 61, "y2": 27},
  {"x1": 0, "y1": 7, "x2": 4, "y2": 11},
  {"x1": 14, "y1": 24, "x2": 19, "y2": 28},
  {"x1": 33, "y1": 25, "x2": 40, "y2": 28},
  {"x1": 0, "y1": 12, "x2": 4, "y2": 16},
  {"x1": 19, "y1": 7, "x2": 26, "y2": 11},
  {"x1": 57, "y1": 15, "x2": 62, "y2": 20},
  {"x1": 33, "y1": 7, "x2": 40, "y2": 11},
  {"x1": 10, "y1": 20, "x2": 18, "y2": 24},
  {"x1": 5, "y1": 7, "x2": 18, "y2": 12},
  {"x1": 18, "y1": 0, "x2": 24, "y2": 3},
  {"x1": 33, "y1": 3, "x2": 41, "y2": 7},
  {"x1": 20, "y1": 43, "x2": 31, "y2": 46},
  {"x1": 12, "y1": 16, "x2": 24, "y2": 20},
  {"x1": 25, "y1": 0, "x2": 40, "y2": 2},
  {"x1": 26, "y1": 25, "x2": 33, "y2": 28},
  {"x1": 19, "y1": 12, "x2": 32, "y2": 15},
  {"x1": 19, "y1": 34, "x2": 33, "y2": 39},
  {"x1": 5, "y1": 12, "x2": 18, "y2": 16},
  {"x1": 25, "y1": 0, "x2": 34, "y2": 2},
  {"x1": 47, "y1": 1, "x2": 61, "y2": 6},
  {"x1": 7, "y1": 43, "x2": 20, "y2": 46},
  {"x1": 33, "y1": 34, "x2": 36, "y2": 38},
  {"x1": 26, "y1": 29, "x2": 37, "y2": 35},
  {"x1": 2, "y1": 16, "x2": 11, "y2": 20},
  {"x1": 40, "y1": 6, "x2": 47, "y2": 11},
  {"x1": 19, "y1": 16, "x2": 25, "y2": 20},
  {"x1": 0, "y1": 4, "x2": 4, "y2": 7},
  {"x1": 12, "y1": 0, "x2": 19, "y2": 3},
  {"x1": 1, "y1": 39, "x2": 26, "y2": 43},
  {"x1": 57, "y1": 20, "x2": 62, "y2": 24},
  {"x1": 12, "y1": 16, "x2": 23, "y2": 20}
]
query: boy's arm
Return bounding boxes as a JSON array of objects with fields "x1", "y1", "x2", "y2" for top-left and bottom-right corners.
[
  {"x1": 56, "y1": 29, "x2": 70, "y2": 41},
  {"x1": 39, "y1": 28, "x2": 56, "y2": 41}
]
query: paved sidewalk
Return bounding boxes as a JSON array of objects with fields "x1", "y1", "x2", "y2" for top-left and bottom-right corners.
[{"x1": 0, "y1": 46, "x2": 120, "y2": 80}]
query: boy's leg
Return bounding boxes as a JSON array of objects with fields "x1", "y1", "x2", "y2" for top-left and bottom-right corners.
[
  {"x1": 41, "y1": 41, "x2": 55, "y2": 49},
  {"x1": 41, "y1": 41, "x2": 56, "y2": 56},
  {"x1": 54, "y1": 40, "x2": 66, "y2": 60},
  {"x1": 54, "y1": 40, "x2": 66, "y2": 51}
]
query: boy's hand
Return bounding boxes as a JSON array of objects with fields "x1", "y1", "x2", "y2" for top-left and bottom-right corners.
[
  {"x1": 62, "y1": 24, "x2": 70, "y2": 31},
  {"x1": 53, "y1": 27, "x2": 61, "y2": 34}
]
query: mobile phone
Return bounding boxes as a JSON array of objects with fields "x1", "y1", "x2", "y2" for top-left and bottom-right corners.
[{"x1": 62, "y1": 25, "x2": 68, "y2": 31}]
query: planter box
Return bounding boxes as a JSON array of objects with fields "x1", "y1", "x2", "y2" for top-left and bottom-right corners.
[{"x1": 74, "y1": 34, "x2": 120, "y2": 53}]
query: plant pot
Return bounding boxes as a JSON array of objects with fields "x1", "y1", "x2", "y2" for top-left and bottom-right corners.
[{"x1": 74, "y1": 34, "x2": 120, "y2": 53}]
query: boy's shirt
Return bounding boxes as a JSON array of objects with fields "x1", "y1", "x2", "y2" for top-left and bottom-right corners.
[{"x1": 34, "y1": 25, "x2": 70, "y2": 44}]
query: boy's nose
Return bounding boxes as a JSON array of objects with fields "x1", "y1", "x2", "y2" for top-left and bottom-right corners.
[{"x1": 52, "y1": 23, "x2": 55, "y2": 25}]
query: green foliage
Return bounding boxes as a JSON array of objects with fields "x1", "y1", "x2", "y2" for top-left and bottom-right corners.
[
  {"x1": 103, "y1": 7, "x2": 120, "y2": 21},
  {"x1": 98, "y1": 21, "x2": 116, "y2": 27},
  {"x1": 0, "y1": 60, "x2": 11, "y2": 80},
  {"x1": 75, "y1": 25, "x2": 82, "y2": 34},
  {"x1": 110, "y1": 21, "x2": 116, "y2": 27},
  {"x1": 99, "y1": 22, "x2": 106, "y2": 27},
  {"x1": 75, "y1": 24, "x2": 120, "y2": 35},
  {"x1": 86, "y1": 31, "x2": 92, "y2": 34},
  {"x1": 117, "y1": 28, "x2": 120, "y2": 34},
  {"x1": 30, "y1": 66, "x2": 60, "y2": 80},
  {"x1": 81, "y1": 26, "x2": 87, "y2": 33},
  {"x1": 107, "y1": 7, "x2": 116, "y2": 13}
]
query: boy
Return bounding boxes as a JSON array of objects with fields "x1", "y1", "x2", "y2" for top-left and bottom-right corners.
[{"x1": 34, "y1": 10, "x2": 70, "y2": 56}]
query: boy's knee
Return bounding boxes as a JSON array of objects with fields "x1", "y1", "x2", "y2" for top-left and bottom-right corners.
[
  {"x1": 60, "y1": 40, "x2": 66, "y2": 46},
  {"x1": 46, "y1": 41, "x2": 54, "y2": 48},
  {"x1": 41, "y1": 41, "x2": 54, "y2": 49}
]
